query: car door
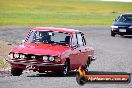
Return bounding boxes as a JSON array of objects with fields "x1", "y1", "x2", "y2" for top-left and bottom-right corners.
[
  {"x1": 69, "y1": 33, "x2": 81, "y2": 70},
  {"x1": 76, "y1": 33, "x2": 88, "y2": 66}
]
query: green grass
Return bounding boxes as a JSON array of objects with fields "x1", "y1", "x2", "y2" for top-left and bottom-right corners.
[
  {"x1": 0, "y1": 59, "x2": 8, "y2": 69},
  {"x1": 0, "y1": 0, "x2": 132, "y2": 26}
]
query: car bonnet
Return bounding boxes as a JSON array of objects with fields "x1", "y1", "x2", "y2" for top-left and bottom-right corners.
[{"x1": 11, "y1": 43, "x2": 71, "y2": 56}]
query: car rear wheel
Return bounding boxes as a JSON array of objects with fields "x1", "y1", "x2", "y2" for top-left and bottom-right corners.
[
  {"x1": 87, "y1": 58, "x2": 91, "y2": 66},
  {"x1": 85, "y1": 57, "x2": 91, "y2": 71},
  {"x1": 11, "y1": 67, "x2": 23, "y2": 76},
  {"x1": 111, "y1": 30, "x2": 116, "y2": 37}
]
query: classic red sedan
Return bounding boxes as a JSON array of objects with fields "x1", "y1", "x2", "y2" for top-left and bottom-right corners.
[{"x1": 7, "y1": 27, "x2": 94, "y2": 76}]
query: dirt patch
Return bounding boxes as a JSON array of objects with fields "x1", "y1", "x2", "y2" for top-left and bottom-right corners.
[{"x1": 0, "y1": 40, "x2": 16, "y2": 70}]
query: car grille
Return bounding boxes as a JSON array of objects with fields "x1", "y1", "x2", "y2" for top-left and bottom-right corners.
[
  {"x1": 25, "y1": 54, "x2": 43, "y2": 60},
  {"x1": 13, "y1": 53, "x2": 44, "y2": 60},
  {"x1": 118, "y1": 26, "x2": 129, "y2": 29}
]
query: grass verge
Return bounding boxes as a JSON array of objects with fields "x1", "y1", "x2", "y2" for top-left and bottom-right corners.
[
  {"x1": 0, "y1": 59, "x2": 8, "y2": 70},
  {"x1": 0, "y1": 40, "x2": 16, "y2": 69},
  {"x1": 0, "y1": 0, "x2": 132, "y2": 26}
]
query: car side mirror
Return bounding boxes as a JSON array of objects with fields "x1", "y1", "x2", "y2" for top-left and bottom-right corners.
[
  {"x1": 114, "y1": 19, "x2": 117, "y2": 22},
  {"x1": 21, "y1": 40, "x2": 25, "y2": 44}
]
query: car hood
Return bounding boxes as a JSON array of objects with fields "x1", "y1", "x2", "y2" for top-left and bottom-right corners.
[
  {"x1": 11, "y1": 43, "x2": 71, "y2": 56},
  {"x1": 112, "y1": 22, "x2": 132, "y2": 26}
]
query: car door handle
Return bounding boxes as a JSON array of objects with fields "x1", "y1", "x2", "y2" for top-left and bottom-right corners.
[
  {"x1": 79, "y1": 50, "x2": 81, "y2": 52},
  {"x1": 85, "y1": 48, "x2": 89, "y2": 51},
  {"x1": 85, "y1": 49, "x2": 87, "y2": 51}
]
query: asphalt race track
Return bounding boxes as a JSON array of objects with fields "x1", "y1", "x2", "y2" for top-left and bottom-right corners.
[{"x1": 0, "y1": 26, "x2": 132, "y2": 88}]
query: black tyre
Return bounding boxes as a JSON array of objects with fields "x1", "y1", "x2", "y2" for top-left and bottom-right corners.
[
  {"x1": 76, "y1": 76, "x2": 87, "y2": 85},
  {"x1": 11, "y1": 67, "x2": 23, "y2": 76},
  {"x1": 38, "y1": 70, "x2": 45, "y2": 73},
  {"x1": 120, "y1": 34, "x2": 124, "y2": 37},
  {"x1": 57, "y1": 61, "x2": 70, "y2": 76},
  {"x1": 87, "y1": 58, "x2": 91, "y2": 67},
  {"x1": 111, "y1": 30, "x2": 116, "y2": 37},
  {"x1": 85, "y1": 58, "x2": 91, "y2": 72},
  {"x1": 63, "y1": 61, "x2": 70, "y2": 75}
]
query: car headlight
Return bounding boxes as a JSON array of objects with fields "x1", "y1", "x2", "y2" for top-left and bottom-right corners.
[
  {"x1": 129, "y1": 26, "x2": 132, "y2": 28},
  {"x1": 111, "y1": 26, "x2": 118, "y2": 28},
  {"x1": 8, "y1": 53, "x2": 14, "y2": 59},
  {"x1": 43, "y1": 56, "x2": 48, "y2": 61},
  {"x1": 49, "y1": 56, "x2": 55, "y2": 61},
  {"x1": 55, "y1": 57, "x2": 61, "y2": 62},
  {"x1": 14, "y1": 53, "x2": 19, "y2": 58},
  {"x1": 20, "y1": 54, "x2": 25, "y2": 59}
]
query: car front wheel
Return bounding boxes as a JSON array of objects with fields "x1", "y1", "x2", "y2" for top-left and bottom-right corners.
[
  {"x1": 120, "y1": 34, "x2": 124, "y2": 37},
  {"x1": 56, "y1": 61, "x2": 70, "y2": 76},
  {"x1": 11, "y1": 67, "x2": 23, "y2": 76},
  {"x1": 63, "y1": 61, "x2": 69, "y2": 75},
  {"x1": 111, "y1": 30, "x2": 116, "y2": 37}
]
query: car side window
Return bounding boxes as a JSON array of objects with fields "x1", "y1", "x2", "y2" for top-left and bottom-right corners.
[
  {"x1": 82, "y1": 34, "x2": 86, "y2": 46},
  {"x1": 77, "y1": 33, "x2": 83, "y2": 46},
  {"x1": 72, "y1": 33, "x2": 78, "y2": 47},
  {"x1": 115, "y1": 16, "x2": 120, "y2": 22},
  {"x1": 117, "y1": 16, "x2": 126, "y2": 22},
  {"x1": 26, "y1": 31, "x2": 35, "y2": 42}
]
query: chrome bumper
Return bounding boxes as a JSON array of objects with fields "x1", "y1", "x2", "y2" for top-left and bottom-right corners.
[{"x1": 6, "y1": 59, "x2": 64, "y2": 66}]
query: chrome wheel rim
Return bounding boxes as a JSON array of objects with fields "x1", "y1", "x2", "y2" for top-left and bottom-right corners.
[{"x1": 63, "y1": 62, "x2": 68, "y2": 75}]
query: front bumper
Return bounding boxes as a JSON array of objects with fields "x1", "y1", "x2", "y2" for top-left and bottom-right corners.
[
  {"x1": 6, "y1": 59, "x2": 64, "y2": 66},
  {"x1": 112, "y1": 28, "x2": 132, "y2": 35},
  {"x1": 6, "y1": 59, "x2": 65, "y2": 71}
]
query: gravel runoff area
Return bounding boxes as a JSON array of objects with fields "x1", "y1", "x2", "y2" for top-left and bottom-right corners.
[{"x1": 0, "y1": 26, "x2": 132, "y2": 88}]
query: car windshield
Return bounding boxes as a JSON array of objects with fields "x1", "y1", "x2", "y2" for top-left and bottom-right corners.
[
  {"x1": 27, "y1": 31, "x2": 71, "y2": 46},
  {"x1": 116, "y1": 15, "x2": 132, "y2": 23}
]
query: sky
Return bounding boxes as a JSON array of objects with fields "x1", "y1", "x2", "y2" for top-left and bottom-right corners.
[{"x1": 101, "y1": 0, "x2": 132, "y2": 2}]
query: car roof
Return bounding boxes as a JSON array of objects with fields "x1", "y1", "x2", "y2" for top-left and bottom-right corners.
[
  {"x1": 121, "y1": 13, "x2": 132, "y2": 16},
  {"x1": 32, "y1": 27, "x2": 81, "y2": 34}
]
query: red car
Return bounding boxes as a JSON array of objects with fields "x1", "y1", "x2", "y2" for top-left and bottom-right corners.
[{"x1": 7, "y1": 27, "x2": 94, "y2": 76}]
